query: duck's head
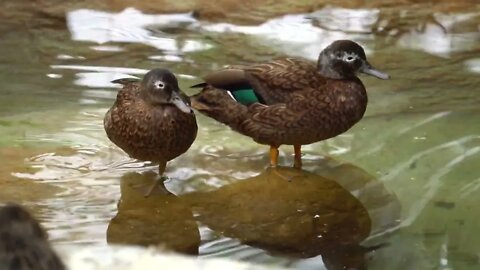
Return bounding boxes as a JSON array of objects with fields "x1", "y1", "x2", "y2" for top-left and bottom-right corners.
[
  {"x1": 141, "y1": 68, "x2": 193, "y2": 114},
  {"x1": 317, "y1": 40, "x2": 389, "y2": 80}
]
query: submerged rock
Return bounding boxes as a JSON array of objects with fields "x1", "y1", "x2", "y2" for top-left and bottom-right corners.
[
  {"x1": 184, "y1": 167, "x2": 372, "y2": 257},
  {"x1": 107, "y1": 172, "x2": 200, "y2": 255}
]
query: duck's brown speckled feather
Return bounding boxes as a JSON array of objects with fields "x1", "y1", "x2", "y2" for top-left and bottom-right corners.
[
  {"x1": 243, "y1": 57, "x2": 327, "y2": 104},
  {"x1": 191, "y1": 57, "x2": 367, "y2": 146},
  {"x1": 104, "y1": 81, "x2": 197, "y2": 163}
]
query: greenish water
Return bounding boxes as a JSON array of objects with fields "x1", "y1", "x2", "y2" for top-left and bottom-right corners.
[{"x1": 0, "y1": 2, "x2": 479, "y2": 269}]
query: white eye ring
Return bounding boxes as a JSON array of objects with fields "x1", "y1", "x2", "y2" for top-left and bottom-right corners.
[
  {"x1": 155, "y1": 81, "x2": 165, "y2": 89},
  {"x1": 344, "y1": 55, "x2": 356, "y2": 62}
]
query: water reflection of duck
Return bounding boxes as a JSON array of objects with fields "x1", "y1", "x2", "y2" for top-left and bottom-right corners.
[
  {"x1": 183, "y1": 163, "x2": 400, "y2": 269},
  {"x1": 0, "y1": 203, "x2": 65, "y2": 270},
  {"x1": 184, "y1": 167, "x2": 370, "y2": 256},
  {"x1": 190, "y1": 40, "x2": 389, "y2": 169},
  {"x1": 106, "y1": 172, "x2": 200, "y2": 255},
  {"x1": 104, "y1": 69, "x2": 198, "y2": 197}
]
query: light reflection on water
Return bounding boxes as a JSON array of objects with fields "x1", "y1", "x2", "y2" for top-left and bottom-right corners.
[
  {"x1": 0, "y1": 3, "x2": 479, "y2": 270},
  {"x1": 66, "y1": 8, "x2": 207, "y2": 52},
  {"x1": 309, "y1": 7, "x2": 380, "y2": 33},
  {"x1": 202, "y1": 13, "x2": 371, "y2": 60},
  {"x1": 465, "y1": 58, "x2": 480, "y2": 73},
  {"x1": 74, "y1": 72, "x2": 137, "y2": 88},
  {"x1": 397, "y1": 12, "x2": 480, "y2": 58}
]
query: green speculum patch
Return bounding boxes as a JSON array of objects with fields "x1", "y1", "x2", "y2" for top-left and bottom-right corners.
[{"x1": 231, "y1": 89, "x2": 259, "y2": 105}]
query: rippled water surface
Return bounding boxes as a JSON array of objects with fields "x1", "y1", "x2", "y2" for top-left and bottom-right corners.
[{"x1": 1, "y1": 1, "x2": 479, "y2": 269}]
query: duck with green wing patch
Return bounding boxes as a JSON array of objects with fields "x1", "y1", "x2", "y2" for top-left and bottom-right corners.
[{"x1": 191, "y1": 40, "x2": 389, "y2": 169}]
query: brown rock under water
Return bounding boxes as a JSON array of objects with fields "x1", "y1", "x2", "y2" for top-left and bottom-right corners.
[
  {"x1": 183, "y1": 167, "x2": 372, "y2": 257},
  {"x1": 106, "y1": 171, "x2": 200, "y2": 255}
]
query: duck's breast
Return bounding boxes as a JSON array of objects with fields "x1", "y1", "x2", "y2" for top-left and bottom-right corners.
[
  {"x1": 298, "y1": 78, "x2": 368, "y2": 143},
  {"x1": 105, "y1": 99, "x2": 197, "y2": 162},
  {"x1": 151, "y1": 105, "x2": 198, "y2": 161}
]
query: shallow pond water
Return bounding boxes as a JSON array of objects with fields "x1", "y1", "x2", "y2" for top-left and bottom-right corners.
[{"x1": 0, "y1": 1, "x2": 479, "y2": 269}]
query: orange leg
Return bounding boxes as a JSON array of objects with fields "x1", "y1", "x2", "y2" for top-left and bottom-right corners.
[
  {"x1": 269, "y1": 145, "x2": 279, "y2": 167},
  {"x1": 293, "y1": 145, "x2": 302, "y2": 169},
  {"x1": 269, "y1": 145, "x2": 291, "y2": 181},
  {"x1": 145, "y1": 161, "x2": 167, "y2": 197}
]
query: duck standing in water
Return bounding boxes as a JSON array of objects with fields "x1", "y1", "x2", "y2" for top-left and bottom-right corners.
[
  {"x1": 104, "y1": 69, "x2": 197, "y2": 196},
  {"x1": 0, "y1": 203, "x2": 65, "y2": 270},
  {"x1": 190, "y1": 40, "x2": 389, "y2": 169}
]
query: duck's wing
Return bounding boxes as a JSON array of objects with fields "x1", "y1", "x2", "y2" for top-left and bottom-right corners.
[
  {"x1": 244, "y1": 93, "x2": 309, "y2": 129},
  {"x1": 191, "y1": 68, "x2": 248, "y2": 89},
  {"x1": 104, "y1": 82, "x2": 141, "y2": 133},
  {"x1": 240, "y1": 89, "x2": 337, "y2": 145},
  {"x1": 190, "y1": 67, "x2": 265, "y2": 105},
  {"x1": 110, "y1": 78, "x2": 141, "y2": 103},
  {"x1": 245, "y1": 58, "x2": 328, "y2": 103},
  {"x1": 239, "y1": 93, "x2": 313, "y2": 144},
  {"x1": 191, "y1": 58, "x2": 326, "y2": 105}
]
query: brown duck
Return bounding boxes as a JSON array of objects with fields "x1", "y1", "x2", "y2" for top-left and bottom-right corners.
[
  {"x1": 0, "y1": 203, "x2": 65, "y2": 270},
  {"x1": 190, "y1": 40, "x2": 389, "y2": 169},
  {"x1": 104, "y1": 68, "x2": 198, "y2": 196}
]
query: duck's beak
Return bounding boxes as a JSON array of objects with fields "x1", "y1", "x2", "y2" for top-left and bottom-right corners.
[
  {"x1": 360, "y1": 61, "x2": 390, "y2": 80},
  {"x1": 170, "y1": 91, "x2": 193, "y2": 114}
]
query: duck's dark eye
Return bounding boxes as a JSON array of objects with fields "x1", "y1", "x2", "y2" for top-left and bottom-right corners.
[
  {"x1": 154, "y1": 81, "x2": 165, "y2": 89},
  {"x1": 346, "y1": 56, "x2": 355, "y2": 62}
]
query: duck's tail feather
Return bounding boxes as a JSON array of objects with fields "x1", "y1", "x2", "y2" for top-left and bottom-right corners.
[
  {"x1": 111, "y1": 78, "x2": 141, "y2": 85},
  {"x1": 190, "y1": 82, "x2": 208, "y2": 88},
  {"x1": 190, "y1": 86, "x2": 249, "y2": 128}
]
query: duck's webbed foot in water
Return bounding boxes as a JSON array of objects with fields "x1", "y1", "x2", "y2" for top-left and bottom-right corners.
[
  {"x1": 266, "y1": 145, "x2": 304, "y2": 181},
  {"x1": 143, "y1": 161, "x2": 170, "y2": 197},
  {"x1": 144, "y1": 175, "x2": 169, "y2": 197}
]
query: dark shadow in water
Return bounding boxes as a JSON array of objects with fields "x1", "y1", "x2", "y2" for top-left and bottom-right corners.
[
  {"x1": 183, "y1": 166, "x2": 400, "y2": 269},
  {"x1": 185, "y1": 167, "x2": 371, "y2": 253},
  {"x1": 106, "y1": 161, "x2": 400, "y2": 269},
  {"x1": 306, "y1": 158, "x2": 402, "y2": 240},
  {"x1": 106, "y1": 171, "x2": 200, "y2": 255}
]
